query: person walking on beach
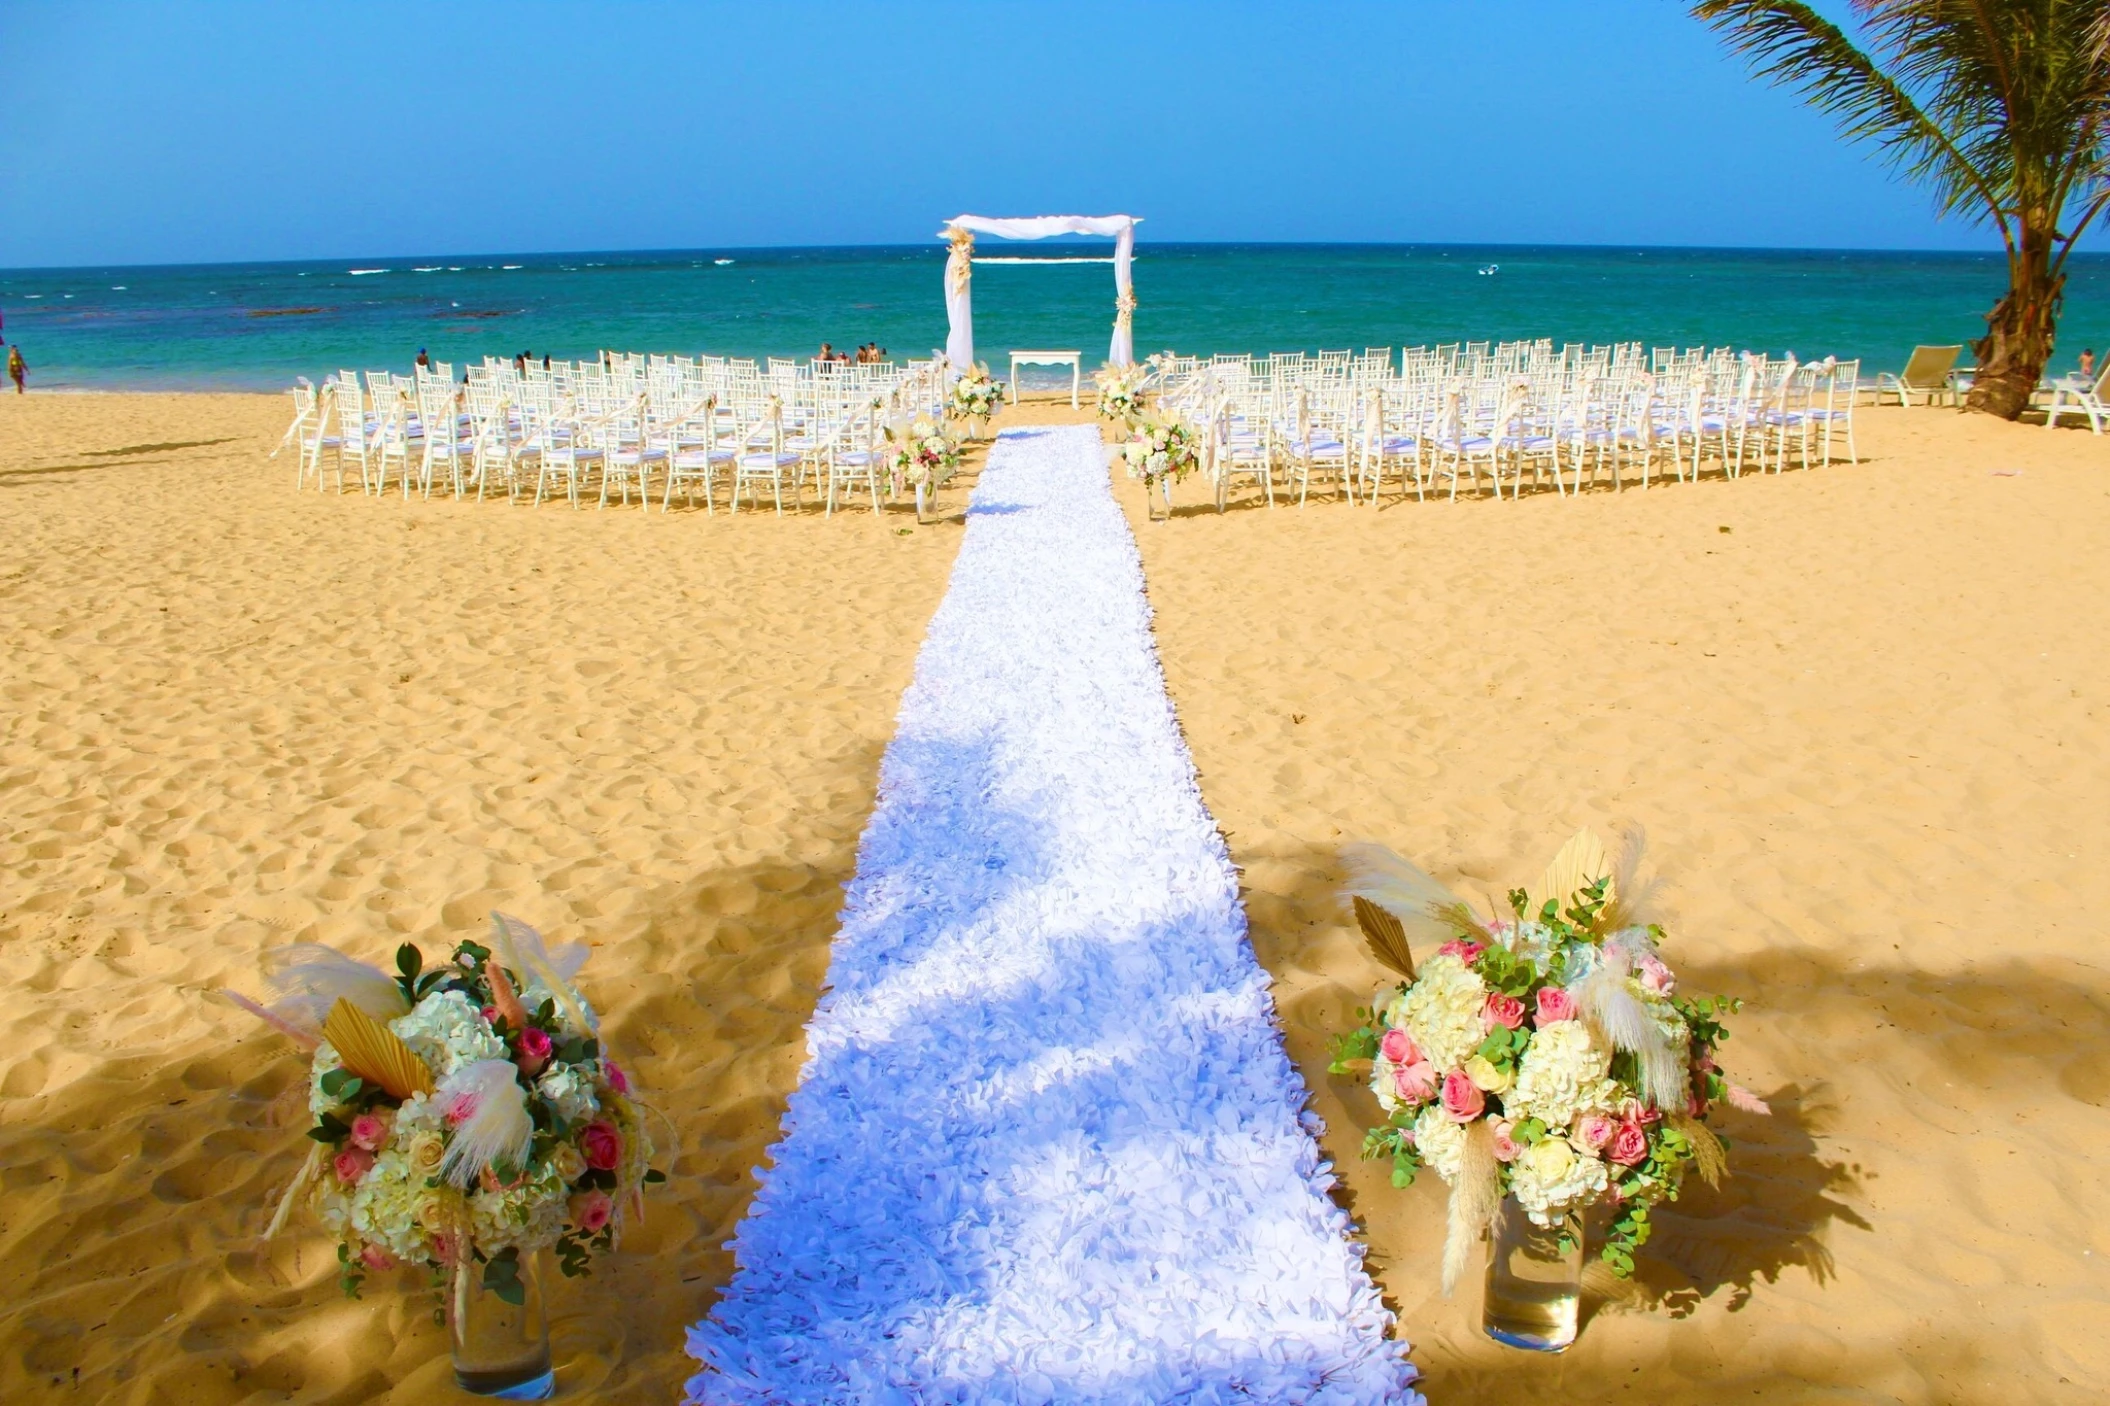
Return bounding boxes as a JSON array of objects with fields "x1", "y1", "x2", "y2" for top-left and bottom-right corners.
[
  {"x1": 2080, "y1": 349, "x2": 2095, "y2": 380},
  {"x1": 416, "y1": 348, "x2": 431, "y2": 370},
  {"x1": 8, "y1": 345, "x2": 24, "y2": 394}
]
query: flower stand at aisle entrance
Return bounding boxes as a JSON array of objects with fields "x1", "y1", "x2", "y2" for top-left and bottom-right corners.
[
  {"x1": 1331, "y1": 828, "x2": 1771, "y2": 1352},
  {"x1": 686, "y1": 424, "x2": 1418, "y2": 1404},
  {"x1": 224, "y1": 915, "x2": 665, "y2": 1398},
  {"x1": 1121, "y1": 411, "x2": 1201, "y2": 521}
]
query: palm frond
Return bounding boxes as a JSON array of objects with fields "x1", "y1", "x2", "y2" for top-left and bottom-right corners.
[
  {"x1": 1693, "y1": 1, "x2": 2009, "y2": 228},
  {"x1": 1352, "y1": 896, "x2": 1416, "y2": 979}
]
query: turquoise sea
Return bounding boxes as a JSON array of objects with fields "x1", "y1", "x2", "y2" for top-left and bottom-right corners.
[{"x1": 4, "y1": 243, "x2": 2106, "y2": 391}]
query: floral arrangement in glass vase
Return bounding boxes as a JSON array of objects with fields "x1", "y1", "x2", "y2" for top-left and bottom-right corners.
[
  {"x1": 1120, "y1": 411, "x2": 1202, "y2": 518},
  {"x1": 1093, "y1": 362, "x2": 1149, "y2": 427},
  {"x1": 948, "y1": 362, "x2": 1005, "y2": 434},
  {"x1": 884, "y1": 413, "x2": 962, "y2": 520},
  {"x1": 1329, "y1": 830, "x2": 1766, "y2": 1304},
  {"x1": 227, "y1": 915, "x2": 663, "y2": 1312}
]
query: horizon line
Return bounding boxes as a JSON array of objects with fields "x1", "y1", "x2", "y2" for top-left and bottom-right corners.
[{"x1": 0, "y1": 237, "x2": 2038, "y2": 276}]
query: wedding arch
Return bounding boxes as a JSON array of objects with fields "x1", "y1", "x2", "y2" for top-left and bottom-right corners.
[{"x1": 940, "y1": 214, "x2": 1140, "y2": 373}]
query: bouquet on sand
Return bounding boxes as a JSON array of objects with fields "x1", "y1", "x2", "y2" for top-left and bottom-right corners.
[
  {"x1": 1092, "y1": 361, "x2": 1149, "y2": 427},
  {"x1": 1331, "y1": 829, "x2": 1765, "y2": 1347},
  {"x1": 1120, "y1": 411, "x2": 1203, "y2": 518},
  {"x1": 228, "y1": 914, "x2": 662, "y2": 1394},
  {"x1": 948, "y1": 362, "x2": 1004, "y2": 435},
  {"x1": 884, "y1": 413, "x2": 962, "y2": 519}
]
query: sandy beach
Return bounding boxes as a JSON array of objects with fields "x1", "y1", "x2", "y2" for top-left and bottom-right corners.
[
  {"x1": 0, "y1": 392, "x2": 973, "y2": 1402},
  {"x1": 1115, "y1": 405, "x2": 2110, "y2": 1403},
  {"x1": 3, "y1": 391, "x2": 2107, "y2": 1403}
]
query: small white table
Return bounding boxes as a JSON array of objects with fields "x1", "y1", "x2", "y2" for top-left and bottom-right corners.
[{"x1": 1009, "y1": 349, "x2": 1083, "y2": 409}]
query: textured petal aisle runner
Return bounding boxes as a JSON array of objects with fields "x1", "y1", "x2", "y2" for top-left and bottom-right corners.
[{"x1": 685, "y1": 425, "x2": 1420, "y2": 1404}]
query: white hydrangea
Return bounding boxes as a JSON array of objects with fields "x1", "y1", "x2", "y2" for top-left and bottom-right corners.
[
  {"x1": 1411, "y1": 1104, "x2": 1468, "y2": 1183},
  {"x1": 1642, "y1": 991, "x2": 1691, "y2": 1049},
  {"x1": 469, "y1": 1164, "x2": 568, "y2": 1255},
  {"x1": 349, "y1": 1147, "x2": 437, "y2": 1263},
  {"x1": 536, "y1": 1063, "x2": 600, "y2": 1126},
  {"x1": 1370, "y1": 1051, "x2": 1402, "y2": 1114},
  {"x1": 1497, "y1": 920, "x2": 1557, "y2": 969},
  {"x1": 394, "y1": 1091, "x2": 443, "y2": 1137},
  {"x1": 1506, "y1": 1019, "x2": 1616, "y2": 1130},
  {"x1": 308, "y1": 1042, "x2": 346, "y2": 1117},
  {"x1": 1507, "y1": 1134, "x2": 1610, "y2": 1226},
  {"x1": 1391, "y1": 954, "x2": 1489, "y2": 1074},
  {"x1": 519, "y1": 979, "x2": 597, "y2": 1034},
  {"x1": 313, "y1": 1177, "x2": 352, "y2": 1237},
  {"x1": 391, "y1": 989, "x2": 506, "y2": 1079}
]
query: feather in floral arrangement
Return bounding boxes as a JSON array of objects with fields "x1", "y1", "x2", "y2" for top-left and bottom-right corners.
[
  {"x1": 225, "y1": 915, "x2": 665, "y2": 1306},
  {"x1": 1330, "y1": 828, "x2": 1766, "y2": 1284}
]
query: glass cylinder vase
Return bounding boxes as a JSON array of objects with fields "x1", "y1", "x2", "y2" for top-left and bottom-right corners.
[
  {"x1": 450, "y1": 1253, "x2": 553, "y2": 1399},
  {"x1": 1482, "y1": 1195, "x2": 1583, "y2": 1352}
]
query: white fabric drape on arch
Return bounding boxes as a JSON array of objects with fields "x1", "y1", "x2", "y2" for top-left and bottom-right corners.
[{"x1": 941, "y1": 214, "x2": 1139, "y2": 372}]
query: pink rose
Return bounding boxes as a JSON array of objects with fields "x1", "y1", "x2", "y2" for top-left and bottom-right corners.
[
  {"x1": 1490, "y1": 1120, "x2": 1523, "y2": 1162},
  {"x1": 1482, "y1": 993, "x2": 1526, "y2": 1030},
  {"x1": 349, "y1": 1112, "x2": 391, "y2": 1152},
  {"x1": 1608, "y1": 1121, "x2": 1650, "y2": 1166},
  {"x1": 1379, "y1": 1027, "x2": 1418, "y2": 1065},
  {"x1": 480, "y1": 1005, "x2": 500, "y2": 1026},
  {"x1": 580, "y1": 1119, "x2": 622, "y2": 1172},
  {"x1": 1575, "y1": 1113, "x2": 1619, "y2": 1152},
  {"x1": 359, "y1": 1244, "x2": 396, "y2": 1272},
  {"x1": 604, "y1": 1060, "x2": 631, "y2": 1096},
  {"x1": 1393, "y1": 1059, "x2": 1438, "y2": 1105},
  {"x1": 1535, "y1": 986, "x2": 1578, "y2": 1023},
  {"x1": 1637, "y1": 954, "x2": 1676, "y2": 996},
  {"x1": 515, "y1": 1025, "x2": 553, "y2": 1076},
  {"x1": 1436, "y1": 939, "x2": 1486, "y2": 963},
  {"x1": 1440, "y1": 1069, "x2": 1486, "y2": 1122},
  {"x1": 569, "y1": 1189, "x2": 614, "y2": 1234},
  {"x1": 333, "y1": 1147, "x2": 375, "y2": 1184}
]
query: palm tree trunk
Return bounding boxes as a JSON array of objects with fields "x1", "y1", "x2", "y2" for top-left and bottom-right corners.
[{"x1": 1966, "y1": 227, "x2": 2062, "y2": 420}]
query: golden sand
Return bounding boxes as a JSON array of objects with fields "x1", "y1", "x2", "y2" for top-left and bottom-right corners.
[
  {"x1": 1116, "y1": 405, "x2": 2110, "y2": 1403},
  {"x1": 3, "y1": 392, "x2": 2106, "y2": 1403},
  {"x1": 0, "y1": 392, "x2": 971, "y2": 1402}
]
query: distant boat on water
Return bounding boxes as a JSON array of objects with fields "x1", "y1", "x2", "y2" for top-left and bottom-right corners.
[{"x1": 1478, "y1": 263, "x2": 1500, "y2": 276}]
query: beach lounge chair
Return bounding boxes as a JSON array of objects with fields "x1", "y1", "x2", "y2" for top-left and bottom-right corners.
[
  {"x1": 1874, "y1": 345, "x2": 1963, "y2": 407},
  {"x1": 2042, "y1": 361, "x2": 2110, "y2": 433}
]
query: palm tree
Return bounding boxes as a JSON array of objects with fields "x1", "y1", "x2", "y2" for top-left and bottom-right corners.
[{"x1": 1691, "y1": 2, "x2": 2110, "y2": 418}]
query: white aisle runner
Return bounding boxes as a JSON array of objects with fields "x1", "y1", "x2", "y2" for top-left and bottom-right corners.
[{"x1": 685, "y1": 425, "x2": 1420, "y2": 1404}]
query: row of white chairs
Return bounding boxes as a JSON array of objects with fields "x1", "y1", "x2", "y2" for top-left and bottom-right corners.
[
  {"x1": 1147, "y1": 342, "x2": 1859, "y2": 508},
  {"x1": 276, "y1": 353, "x2": 951, "y2": 516}
]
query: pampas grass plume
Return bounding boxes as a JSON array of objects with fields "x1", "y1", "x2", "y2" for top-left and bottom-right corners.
[
  {"x1": 1442, "y1": 1121, "x2": 1501, "y2": 1297},
  {"x1": 1340, "y1": 843, "x2": 1483, "y2": 952},
  {"x1": 261, "y1": 944, "x2": 408, "y2": 1033},
  {"x1": 437, "y1": 1060, "x2": 534, "y2": 1190}
]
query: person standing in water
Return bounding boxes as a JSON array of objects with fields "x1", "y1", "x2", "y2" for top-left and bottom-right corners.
[{"x1": 8, "y1": 345, "x2": 24, "y2": 394}]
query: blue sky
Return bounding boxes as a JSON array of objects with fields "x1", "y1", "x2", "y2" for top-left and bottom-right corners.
[{"x1": 0, "y1": 0, "x2": 2002, "y2": 268}]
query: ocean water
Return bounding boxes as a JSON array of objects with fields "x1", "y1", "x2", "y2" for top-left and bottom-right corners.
[{"x1": 4, "y1": 243, "x2": 2106, "y2": 392}]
